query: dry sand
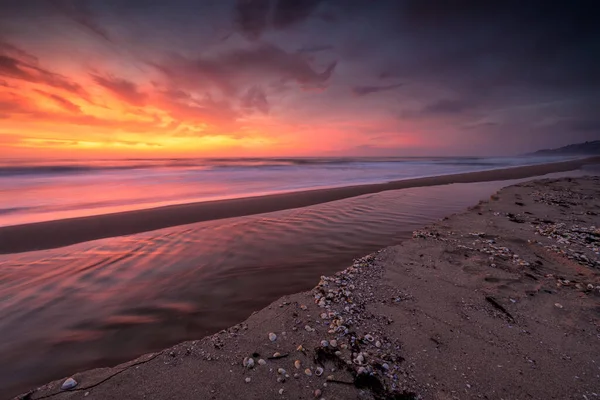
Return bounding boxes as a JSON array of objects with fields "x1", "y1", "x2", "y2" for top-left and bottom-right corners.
[
  {"x1": 17, "y1": 175, "x2": 600, "y2": 400},
  {"x1": 1, "y1": 157, "x2": 599, "y2": 254}
]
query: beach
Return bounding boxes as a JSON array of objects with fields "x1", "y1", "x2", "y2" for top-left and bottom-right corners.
[
  {"x1": 1, "y1": 157, "x2": 598, "y2": 254},
  {"x1": 12, "y1": 173, "x2": 600, "y2": 399}
]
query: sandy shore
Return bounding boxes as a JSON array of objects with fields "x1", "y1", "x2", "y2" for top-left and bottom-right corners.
[
  {"x1": 2, "y1": 157, "x2": 599, "y2": 254},
  {"x1": 18, "y1": 175, "x2": 600, "y2": 400}
]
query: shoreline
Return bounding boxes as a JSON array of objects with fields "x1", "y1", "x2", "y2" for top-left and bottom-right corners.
[
  {"x1": 1, "y1": 156, "x2": 599, "y2": 254},
  {"x1": 18, "y1": 176, "x2": 600, "y2": 400}
]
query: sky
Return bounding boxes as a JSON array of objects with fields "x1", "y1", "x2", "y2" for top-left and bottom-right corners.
[{"x1": 0, "y1": 0, "x2": 599, "y2": 158}]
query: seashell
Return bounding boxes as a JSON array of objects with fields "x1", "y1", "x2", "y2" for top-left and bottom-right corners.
[
  {"x1": 297, "y1": 345, "x2": 305, "y2": 352},
  {"x1": 269, "y1": 332, "x2": 277, "y2": 342},
  {"x1": 329, "y1": 340, "x2": 337, "y2": 348},
  {"x1": 320, "y1": 340, "x2": 329, "y2": 347},
  {"x1": 320, "y1": 313, "x2": 328, "y2": 319},
  {"x1": 245, "y1": 377, "x2": 251, "y2": 383},
  {"x1": 354, "y1": 353, "x2": 365, "y2": 365},
  {"x1": 334, "y1": 351, "x2": 342, "y2": 357},
  {"x1": 326, "y1": 374, "x2": 334, "y2": 381},
  {"x1": 294, "y1": 373, "x2": 299, "y2": 379},
  {"x1": 258, "y1": 359, "x2": 267, "y2": 365},
  {"x1": 61, "y1": 377, "x2": 77, "y2": 390},
  {"x1": 382, "y1": 363, "x2": 390, "y2": 370},
  {"x1": 243, "y1": 357, "x2": 255, "y2": 368},
  {"x1": 300, "y1": 305, "x2": 308, "y2": 310},
  {"x1": 315, "y1": 367, "x2": 324, "y2": 376},
  {"x1": 305, "y1": 368, "x2": 313, "y2": 376},
  {"x1": 273, "y1": 352, "x2": 281, "y2": 357},
  {"x1": 277, "y1": 368, "x2": 286, "y2": 375},
  {"x1": 279, "y1": 389, "x2": 285, "y2": 395},
  {"x1": 294, "y1": 360, "x2": 301, "y2": 369},
  {"x1": 375, "y1": 341, "x2": 381, "y2": 348},
  {"x1": 364, "y1": 334, "x2": 374, "y2": 342},
  {"x1": 305, "y1": 325, "x2": 314, "y2": 332},
  {"x1": 357, "y1": 366, "x2": 368, "y2": 375},
  {"x1": 314, "y1": 389, "x2": 322, "y2": 398}
]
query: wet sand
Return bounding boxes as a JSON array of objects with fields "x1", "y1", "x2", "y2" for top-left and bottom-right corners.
[
  {"x1": 1, "y1": 156, "x2": 598, "y2": 254},
  {"x1": 20, "y1": 176, "x2": 600, "y2": 400}
]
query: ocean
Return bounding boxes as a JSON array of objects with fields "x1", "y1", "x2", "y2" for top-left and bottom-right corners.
[{"x1": 0, "y1": 155, "x2": 574, "y2": 227}]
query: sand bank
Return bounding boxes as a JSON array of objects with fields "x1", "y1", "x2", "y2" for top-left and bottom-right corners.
[
  {"x1": 18, "y1": 176, "x2": 600, "y2": 399},
  {"x1": 1, "y1": 156, "x2": 599, "y2": 254}
]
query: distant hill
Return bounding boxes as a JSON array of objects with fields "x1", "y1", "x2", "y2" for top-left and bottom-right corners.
[{"x1": 530, "y1": 140, "x2": 600, "y2": 156}]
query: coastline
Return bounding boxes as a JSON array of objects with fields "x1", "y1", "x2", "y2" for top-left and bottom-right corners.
[
  {"x1": 18, "y1": 176, "x2": 600, "y2": 400},
  {"x1": 1, "y1": 156, "x2": 599, "y2": 254}
]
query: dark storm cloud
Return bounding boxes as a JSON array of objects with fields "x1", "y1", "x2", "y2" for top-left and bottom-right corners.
[
  {"x1": 162, "y1": 44, "x2": 337, "y2": 94},
  {"x1": 234, "y1": 0, "x2": 324, "y2": 40},
  {"x1": 388, "y1": 0, "x2": 600, "y2": 92},
  {"x1": 272, "y1": 0, "x2": 323, "y2": 29},
  {"x1": 351, "y1": 83, "x2": 402, "y2": 97},
  {"x1": 91, "y1": 74, "x2": 147, "y2": 106},
  {"x1": 421, "y1": 99, "x2": 476, "y2": 115},
  {"x1": 297, "y1": 44, "x2": 334, "y2": 54},
  {"x1": 234, "y1": 0, "x2": 270, "y2": 40}
]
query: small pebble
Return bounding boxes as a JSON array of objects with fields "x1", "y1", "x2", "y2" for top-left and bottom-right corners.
[
  {"x1": 243, "y1": 357, "x2": 255, "y2": 368},
  {"x1": 269, "y1": 332, "x2": 277, "y2": 342},
  {"x1": 555, "y1": 303, "x2": 564, "y2": 309},
  {"x1": 329, "y1": 340, "x2": 337, "y2": 348},
  {"x1": 61, "y1": 377, "x2": 77, "y2": 390},
  {"x1": 375, "y1": 341, "x2": 381, "y2": 348},
  {"x1": 357, "y1": 366, "x2": 367, "y2": 375},
  {"x1": 314, "y1": 389, "x2": 322, "y2": 398},
  {"x1": 245, "y1": 377, "x2": 251, "y2": 383},
  {"x1": 320, "y1": 340, "x2": 329, "y2": 347},
  {"x1": 278, "y1": 368, "x2": 286, "y2": 375},
  {"x1": 258, "y1": 359, "x2": 267, "y2": 365}
]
